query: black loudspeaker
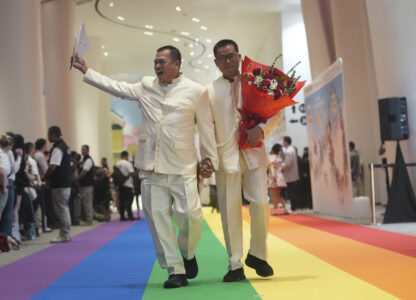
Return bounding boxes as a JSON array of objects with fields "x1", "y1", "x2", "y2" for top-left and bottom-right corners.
[{"x1": 378, "y1": 97, "x2": 409, "y2": 142}]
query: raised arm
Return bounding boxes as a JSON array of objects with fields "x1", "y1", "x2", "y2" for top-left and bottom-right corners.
[{"x1": 71, "y1": 53, "x2": 142, "y2": 101}]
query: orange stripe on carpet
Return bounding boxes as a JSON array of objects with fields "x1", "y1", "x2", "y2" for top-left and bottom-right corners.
[
  {"x1": 242, "y1": 207, "x2": 416, "y2": 300},
  {"x1": 277, "y1": 213, "x2": 416, "y2": 258}
]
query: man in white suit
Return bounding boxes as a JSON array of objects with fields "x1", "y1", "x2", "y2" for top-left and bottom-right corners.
[
  {"x1": 205, "y1": 39, "x2": 278, "y2": 282},
  {"x1": 72, "y1": 46, "x2": 218, "y2": 289}
]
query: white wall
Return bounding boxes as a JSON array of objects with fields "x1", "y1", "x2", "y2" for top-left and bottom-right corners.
[{"x1": 281, "y1": 4, "x2": 312, "y2": 153}]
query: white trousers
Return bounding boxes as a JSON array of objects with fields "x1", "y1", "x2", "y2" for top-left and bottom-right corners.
[
  {"x1": 216, "y1": 153, "x2": 270, "y2": 270},
  {"x1": 140, "y1": 171, "x2": 202, "y2": 275}
]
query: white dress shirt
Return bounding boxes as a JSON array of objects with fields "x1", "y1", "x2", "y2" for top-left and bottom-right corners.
[
  {"x1": 206, "y1": 76, "x2": 281, "y2": 173},
  {"x1": 84, "y1": 69, "x2": 218, "y2": 176}
]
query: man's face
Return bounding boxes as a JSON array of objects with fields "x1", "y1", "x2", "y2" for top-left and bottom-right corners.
[
  {"x1": 154, "y1": 50, "x2": 180, "y2": 84},
  {"x1": 48, "y1": 132, "x2": 56, "y2": 143},
  {"x1": 81, "y1": 146, "x2": 89, "y2": 156},
  {"x1": 214, "y1": 44, "x2": 241, "y2": 79}
]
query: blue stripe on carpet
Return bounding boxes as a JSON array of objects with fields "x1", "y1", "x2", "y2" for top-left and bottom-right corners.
[{"x1": 31, "y1": 220, "x2": 156, "y2": 300}]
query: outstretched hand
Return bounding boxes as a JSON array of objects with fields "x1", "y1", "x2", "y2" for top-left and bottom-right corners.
[
  {"x1": 70, "y1": 53, "x2": 89, "y2": 74},
  {"x1": 200, "y1": 158, "x2": 214, "y2": 178}
]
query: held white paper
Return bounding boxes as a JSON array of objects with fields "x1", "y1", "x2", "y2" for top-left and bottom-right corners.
[{"x1": 70, "y1": 23, "x2": 90, "y2": 69}]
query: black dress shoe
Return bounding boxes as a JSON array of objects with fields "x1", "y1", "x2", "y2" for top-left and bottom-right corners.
[
  {"x1": 163, "y1": 274, "x2": 188, "y2": 289},
  {"x1": 223, "y1": 268, "x2": 246, "y2": 282},
  {"x1": 245, "y1": 253, "x2": 274, "y2": 277},
  {"x1": 183, "y1": 256, "x2": 198, "y2": 279}
]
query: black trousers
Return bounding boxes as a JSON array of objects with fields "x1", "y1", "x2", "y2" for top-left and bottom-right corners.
[
  {"x1": 118, "y1": 186, "x2": 134, "y2": 219},
  {"x1": 287, "y1": 181, "x2": 300, "y2": 211}
]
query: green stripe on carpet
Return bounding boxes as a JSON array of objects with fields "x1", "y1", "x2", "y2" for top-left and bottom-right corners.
[{"x1": 142, "y1": 220, "x2": 259, "y2": 299}]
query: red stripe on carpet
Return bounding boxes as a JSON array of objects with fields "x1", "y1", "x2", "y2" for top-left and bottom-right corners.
[{"x1": 276, "y1": 213, "x2": 416, "y2": 258}]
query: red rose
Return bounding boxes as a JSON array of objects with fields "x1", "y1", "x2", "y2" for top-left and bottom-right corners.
[
  {"x1": 259, "y1": 86, "x2": 269, "y2": 93},
  {"x1": 273, "y1": 89, "x2": 282, "y2": 99},
  {"x1": 252, "y1": 68, "x2": 261, "y2": 76},
  {"x1": 261, "y1": 79, "x2": 271, "y2": 87},
  {"x1": 264, "y1": 73, "x2": 274, "y2": 80},
  {"x1": 247, "y1": 75, "x2": 255, "y2": 82}
]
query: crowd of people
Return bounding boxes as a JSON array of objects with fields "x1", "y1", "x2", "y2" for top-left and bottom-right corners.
[{"x1": 0, "y1": 126, "x2": 138, "y2": 252}]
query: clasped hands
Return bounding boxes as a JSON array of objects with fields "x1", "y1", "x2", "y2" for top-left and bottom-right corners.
[
  {"x1": 200, "y1": 158, "x2": 214, "y2": 178},
  {"x1": 245, "y1": 126, "x2": 264, "y2": 147}
]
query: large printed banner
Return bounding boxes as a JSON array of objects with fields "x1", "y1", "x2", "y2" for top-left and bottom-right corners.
[{"x1": 304, "y1": 59, "x2": 353, "y2": 217}]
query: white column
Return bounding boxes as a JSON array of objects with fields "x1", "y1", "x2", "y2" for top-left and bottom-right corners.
[
  {"x1": 301, "y1": 0, "x2": 386, "y2": 201},
  {"x1": 281, "y1": 4, "x2": 312, "y2": 152},
  {"x1": 0, "y1": 0, "x2": 45, "y2": 140},
  {"x1": 41, "y1": 0, "x2": 76, "y2": 147}
]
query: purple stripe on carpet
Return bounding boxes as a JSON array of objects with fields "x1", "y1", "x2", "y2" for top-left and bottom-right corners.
[{"x1": 0, "y1": 213, "x2": 144, "y2": 300}]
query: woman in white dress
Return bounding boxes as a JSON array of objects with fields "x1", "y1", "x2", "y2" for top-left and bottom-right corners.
[{"x1": 267, "y1": 143, "x2": 288, "y2": 215}]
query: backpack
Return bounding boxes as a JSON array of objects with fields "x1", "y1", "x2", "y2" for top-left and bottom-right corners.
[{"x1": 112, "y1": 166, "x2": 129, "y2": 187}]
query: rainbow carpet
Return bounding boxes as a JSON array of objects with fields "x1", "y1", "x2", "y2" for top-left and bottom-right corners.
[{"x1": 1, "y1": 207, "x2": 415, "y2": 299}]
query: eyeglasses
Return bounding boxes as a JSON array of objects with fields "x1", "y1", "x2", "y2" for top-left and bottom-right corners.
[{"x1": 215, "y1": 52, "x2": 238, "y2": 62}]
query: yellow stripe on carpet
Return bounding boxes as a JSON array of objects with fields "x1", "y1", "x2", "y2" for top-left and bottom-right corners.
[{"x1": 203, "y1": 207, "x2": 397, "y2": 300}]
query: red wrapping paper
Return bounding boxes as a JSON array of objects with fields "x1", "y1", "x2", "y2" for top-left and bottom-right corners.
[{"x1": 238, "y1": 56, "x2": 306, "y2": 149}]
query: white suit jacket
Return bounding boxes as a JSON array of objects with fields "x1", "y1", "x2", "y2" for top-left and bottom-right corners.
[
  {"x1": 206, "y1": 76, "x2": 281, "y2": 173},
  {"x1": 84, "y1": 69, "x2": 218, "y2": 176}
]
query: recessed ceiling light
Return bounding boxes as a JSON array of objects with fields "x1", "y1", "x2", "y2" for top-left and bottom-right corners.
[
  {"x1": 101, "y1": 45, "x2": 105, "y2": 49},
  {"x1": 117, "y1": 16, "x2": 125, "y2": 21},
  {"x1": 198, "y1": 60, "x2": 202, "y2": 64},
  {"x1": 189, "y1": 44, "x2": 194, "y2": 48},
  {"x1": 145, "y1": 25, "x2": 153, "y2": 29},
  {"x1": 109, "y1": 2, "x2": 114, "y2": 7},
  {"x1": 195, "y1": 69, "x2": 200, "y2": 72},
  {"x1": 204, "y1": 65, "x2": 209, "y2": 69},
  {"x1": 181, "y1": 31, "x2": 190, "y2": 36},
  {"x1": 104, "y1": 52, "x2": 108, "y2": 56},
  {"x1": 176, "y1": 6, "x2": 181, "y2": 12},
  {"x1": 190, "y1": 52, "x2": 194, "y2": 56},
  {"x1": 207, "y1": 54, "x2": 213, "y2": 58},
  {"x1": 192, "y1": 18, "x2": 200, "y2": 23},
  {"x1": 172, "y1": 37, "x2": 180, "y2": 42},
  {"x1": 205, "y1": 38, "x2": 212, "y2": 43},
  {"x1": 144, "y1": 31, "x2": 154, "y2": 36},
  {"x1": 200, "y1": 26, "x2": 207, "y2": 30}
]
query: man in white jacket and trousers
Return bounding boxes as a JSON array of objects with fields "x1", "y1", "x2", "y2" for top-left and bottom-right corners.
[
  {"x1": 205, "y1": 40, "x2": 278, "y2": 282},
  {"x1": 72, "y1": 46, "x2": 218, "y2": 289}
]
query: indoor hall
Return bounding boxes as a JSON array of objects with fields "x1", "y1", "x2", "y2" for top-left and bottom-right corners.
[{"x1": 1, "y1": 0, "x2": 416, "y2": 299}]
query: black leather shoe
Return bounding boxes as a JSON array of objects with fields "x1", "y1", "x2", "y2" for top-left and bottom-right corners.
[
  {"x1": 223, "y1": 268, "x2": 246, "y2": 282},
  {"x1": 183, "y1": 256, "x2": 198, "y2": 279},
  {"x1": 163, "y1": 274, "x2": 188, "y2": 288},
  {"x1": 245, "y1": 253, "x2": 274, "y2": 277}
]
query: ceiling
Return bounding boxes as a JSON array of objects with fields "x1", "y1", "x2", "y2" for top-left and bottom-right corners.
[{"x1": 75, "y1": 0, "x2": 300, "y2": 83}]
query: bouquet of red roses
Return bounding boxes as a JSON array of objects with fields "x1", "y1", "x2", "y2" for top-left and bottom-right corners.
[{"x1": 238, "y1": 55, "x2": 306, "y2": 149}]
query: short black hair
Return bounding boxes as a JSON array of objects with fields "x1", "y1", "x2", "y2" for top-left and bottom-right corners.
[
  {"x1": 213, "y1": 39, "x2": 239, "y2": 57},
  {"x1": 271, "y1": 143, "x2": 282, "y2": 155},
  {"x1": 35, "y1": 138, "x2": 46, "y2": 150},
  {"x1": 157, "y1": 45, "x2": 181, "y2": 66},
  {"x1": 349, "y1": 141, "x2": 355, "y2": 149},
  {"x1": 24, "y1": 142, "x2": 34, "y2": 154},
  {"x1": 82, "y1": 145, "x2": 89, "y2": 151},
  {"x1": 121, "y1": 151, "x2": 129, "y2": 157},
  {"x1": 48, "y1": 126, "x2": 62, "y2": 137},
  {"x1": 13, "y1": 134, "x2": 25, "y2": 149},
  {"x1": 283, "y1": 136, "x2": 292, "y2": 145}
]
